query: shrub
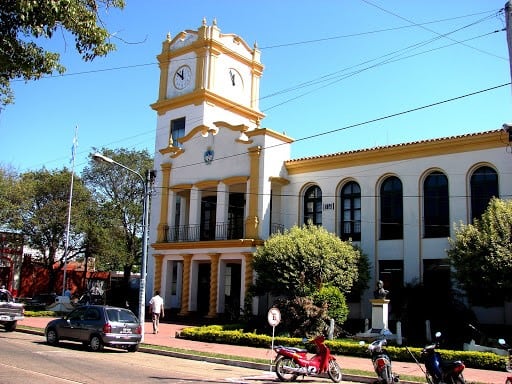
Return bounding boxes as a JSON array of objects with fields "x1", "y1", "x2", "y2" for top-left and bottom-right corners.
[{"x1": 312, "y1": 285, "x2": 348, "y2": 328}]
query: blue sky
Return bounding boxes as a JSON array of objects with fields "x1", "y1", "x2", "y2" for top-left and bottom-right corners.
[{"x1": 1, "y1": 0, "x2": 511, "y2": 174}]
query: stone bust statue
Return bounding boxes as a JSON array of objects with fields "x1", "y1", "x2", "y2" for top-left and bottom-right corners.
[{"x1": 374, "y1": 280, "x2": 389, "y2": 299}]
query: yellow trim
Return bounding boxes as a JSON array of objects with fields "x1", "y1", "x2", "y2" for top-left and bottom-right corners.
[
  {"x1": 269, "y1": 176, "x2": 290, "y2": 186},
  {"x1": 195, "y1": 180, "x2": 219, "y2": 190},
  {"x1": 223, "y1": 176, "x2": 249, "y2": 186},
  {"x1": 179, "y1": 124, "x2": 210, "y2": 144},
  {"x1": 285, "y1": 130, "x2": 506, "y2": 175},
  {"x1": 153, "y1": 254, "x2": 164, "y2": 293},
  {"x1": 178, "y1": 253, "x2": 193, "y2": 316},
  {"x1": 243, "y1": 252, "x2": 254, "y2": 295},
  {"x1": 151, "y1": 89, "x2": 265, "y2": 121},
  {"x1": 156, "y1": 37, "x2": 171, "y2": 101},
  {"x1": 213, "y1": 121, "x2": 250, "y2": 132},
  {"x1": 159, "y1": 146, "x2": 184, "y2": 157},
  {"x1": 152, "y1": 239, "x2": 264, "y2": 250},
  {"x1": 170, "y1": 183, "x2": 193, "y2": 192},
  {"x1": 245, "y1": 146, "x2": 261, "y2": 239},
  {"x1": 207, "y1": 253, "x2": 220, "y2": 318},
  {"x1": 246, "y1": 128, "x2": 294, "y2": 143}
]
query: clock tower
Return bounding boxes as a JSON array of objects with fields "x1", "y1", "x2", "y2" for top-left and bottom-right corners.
[
  {"x1": 147, "y1": 19, "x2": 293, "y2": 319},
  {"x1": 151, "y1": 18, "x2": 265, "y2": 136}
]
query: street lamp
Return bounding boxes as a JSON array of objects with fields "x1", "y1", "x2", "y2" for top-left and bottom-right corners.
[{"x1": 92, "y1": 153, "x2": 153, "y2": 342}]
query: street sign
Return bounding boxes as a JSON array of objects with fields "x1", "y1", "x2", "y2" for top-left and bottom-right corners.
[{"x1": 267, "y1": 307, "x2": 281, "y2": 327}]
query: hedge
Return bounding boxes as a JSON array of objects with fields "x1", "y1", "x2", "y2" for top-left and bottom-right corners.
[{"x1": 179, "y1": 325, "x2": 508, "y2": 371}]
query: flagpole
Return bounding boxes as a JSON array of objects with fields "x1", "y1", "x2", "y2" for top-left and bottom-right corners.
[{"x1": 62, "y1": 126, "x2": 78, "y2": 296}]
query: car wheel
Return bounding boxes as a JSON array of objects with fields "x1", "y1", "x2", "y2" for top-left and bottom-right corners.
[
  {"x1": 46, "y1": 328, "x2": 59, "y2": 345},
  {"x1": 127, "y1": 344, "x2": 139, "y2": 352},
  {"x1": 4, "y1": 321, "x2": 16, "y2": 332},
  {"x1": 89, "y1": 335, "x2": 104, "y2": 352}
]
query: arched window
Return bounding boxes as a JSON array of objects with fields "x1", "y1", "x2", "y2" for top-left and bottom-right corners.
[
  {"x1": 380, "y1": 176, "x2": 403, "y2": 239},
  {"x1": 423, "y1": 171, "x2": 449, "y2": 238},
  {"x1": 304, "y1": 185, "x2": 322, "y2": 225},
  {"x1": 470, "y1": 166, "x2": 498, "y2": 222},
  {"x1": 340, "y1": 181, "x2": 361, "y2": 241}
]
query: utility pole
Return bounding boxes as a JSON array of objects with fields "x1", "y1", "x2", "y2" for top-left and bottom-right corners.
[{"x1": 506, "y1": 1, "x2": 512, "y2": 88}]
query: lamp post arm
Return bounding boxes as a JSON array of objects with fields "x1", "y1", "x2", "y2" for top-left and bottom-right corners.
[{"x1": 92, "y1": 152, "x2": 144, "y2": 184}]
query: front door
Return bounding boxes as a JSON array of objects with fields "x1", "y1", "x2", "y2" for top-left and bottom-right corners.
[
  {"x1": 166, "y1": 260, "x2": 182, "y2": 309},
  {"x1": 197, "y1": 263, "x2": 210, "y2": 315},
  {"x1": 224, "y1": 263, "x2": 241, "y2": 317}
]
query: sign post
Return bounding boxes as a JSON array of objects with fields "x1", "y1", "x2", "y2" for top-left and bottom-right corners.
[{"x1": 267, "y1": 307, "x2": 281, "y2": 370}]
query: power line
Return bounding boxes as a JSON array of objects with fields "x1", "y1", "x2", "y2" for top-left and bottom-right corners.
[
  {"x1": 9, "y1": 7, "x2": 508, "y2": 172},
  {"x1": 168, "y1": 82, "x2": 511, "y2": 171}
]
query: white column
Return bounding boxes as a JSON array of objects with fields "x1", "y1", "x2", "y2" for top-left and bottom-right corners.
[
  {"x1": 169, "y1": 190, "x2": 176, "y2": 226},
  {"x1": 189, "y1": 187, "x2": 201, "y2": 241},
  {"x1": 216, "y1": 182, "x2": 228, "y2": 226},
  {"x1": 189, "y1": 187, "x2": 200, "y2": 226}
]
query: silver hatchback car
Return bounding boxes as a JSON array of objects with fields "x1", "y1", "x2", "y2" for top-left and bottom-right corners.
[{"x1": 45, "y1": 305, "x2": 142, "y2": 352}]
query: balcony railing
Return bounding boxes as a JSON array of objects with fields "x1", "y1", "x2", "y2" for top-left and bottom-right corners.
[
  {"x1": 270, "y1": 223, "x2": 285, "y2": 235},
  {"x1": 166, "y1": 222, "x2": 245, "y2": 242}
]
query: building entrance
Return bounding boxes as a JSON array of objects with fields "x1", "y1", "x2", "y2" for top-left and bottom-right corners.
[{"x1": 197, "y1": 263, "x2": 210, "y2": 314}]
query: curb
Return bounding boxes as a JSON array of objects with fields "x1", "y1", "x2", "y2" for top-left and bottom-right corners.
[{"x1": 17, "y1": 327, "x2": 420, "y2": 384}]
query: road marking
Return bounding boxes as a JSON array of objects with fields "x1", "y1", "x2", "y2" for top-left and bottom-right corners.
[
  {"x1": 0, "y1": 361, "x2": 84, "y2": 383},
  {"x1": 226, "y1": 372, "x2": 276, "y2": 382}
]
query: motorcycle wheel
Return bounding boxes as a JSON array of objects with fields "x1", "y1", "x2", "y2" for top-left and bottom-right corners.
[
  {"x1": 425, "y1": 373, "x2": 436, "y2": 384},
  {"x1": 380, "y1": 365, "x2": 393, "y2": 384},
  {"x1": 450, "y1": 374, "x2": 466, "y2": 384},
  {"x1": 327, "y1": 360, "x2": 342, "y2": 383},
  {"x1": 275, "y1": 356, "x2": 299, "y2": 382}
]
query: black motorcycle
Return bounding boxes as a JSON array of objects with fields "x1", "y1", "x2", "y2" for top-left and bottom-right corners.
[{"x1": 360, "y1": 338, "x2": 399, "y2": 384}]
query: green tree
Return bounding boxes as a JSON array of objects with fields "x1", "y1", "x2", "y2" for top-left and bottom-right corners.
[
  {"x1": 447, "y1": 197, "x2": 512, "y2": 305},
  {"x1": 81, "y1": 148, "x2": 154, "y2": 286},
  {"x1": 252, "y1": 223, "x2": 365, "y2": 296},
  {"x1": 1, "y1": 0, "x2": 125, "y2": 106},
  {"x1": 13, "y1": 168, "x2": 94, "y2": 292},
  {"x1": 0, "y1": 165, "x2": 23, "y2": 227},
  {"x1": 252, "y1": 223, "x2": 369, "y2": 335}
]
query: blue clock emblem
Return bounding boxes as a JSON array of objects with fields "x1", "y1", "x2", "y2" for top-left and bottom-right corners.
[{"x1": 204, "y1": 148, "x2": 214, "y2": 165}]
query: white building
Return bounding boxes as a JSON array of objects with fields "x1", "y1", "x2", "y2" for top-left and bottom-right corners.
[{"x1": 146, "y1": 20, "x2": 512, "y2": 324}]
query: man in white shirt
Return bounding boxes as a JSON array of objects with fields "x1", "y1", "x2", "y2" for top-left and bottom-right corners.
[{"x1": 148, "y1": 290, "x2": 165, "y2": 334}]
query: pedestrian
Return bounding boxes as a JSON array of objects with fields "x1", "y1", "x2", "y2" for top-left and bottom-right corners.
[{"x1": 149, "y1": 290, "x2": 164, "y2": 334}]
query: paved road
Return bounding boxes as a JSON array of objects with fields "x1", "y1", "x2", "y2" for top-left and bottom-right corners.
[{"x1": 0, "y1": 331, "x2": 365, "y2": 384}]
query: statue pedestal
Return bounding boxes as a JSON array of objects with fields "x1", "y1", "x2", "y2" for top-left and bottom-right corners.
[
  {"x1": 355, "y1": 298, "x2": 395, "y2": 341},
  {"x1": 369, "y1": 298, "x2": 390, "y2": 333}
]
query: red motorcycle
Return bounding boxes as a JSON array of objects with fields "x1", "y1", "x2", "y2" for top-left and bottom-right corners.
[
  {"x1": 273, "y1": 335, "x2": 342, "y2": 382},
  {"x1": 360, "y1": 338, "x2": 400, "y2": 383}
]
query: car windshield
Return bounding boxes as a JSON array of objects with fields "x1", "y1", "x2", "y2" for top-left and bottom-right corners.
[
  {"x1": 106, "y1": 308, "x2": 138, "y2": 323},
  {"x1": 0, "y1": 290, "x2": 13, "y2": 302}
]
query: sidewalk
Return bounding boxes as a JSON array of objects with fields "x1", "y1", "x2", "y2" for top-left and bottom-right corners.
[{"x1": 18, "y1": 316, "x2": 509, "y2": 384}]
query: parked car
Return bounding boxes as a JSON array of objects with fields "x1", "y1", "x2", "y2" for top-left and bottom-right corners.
[
  {"x1": 45, "y1": 305, "x2": 141, "y2": 352},
  {"x1": 0, "y1": 288, "x2": 24, "y2": 331},
  {"x1": 21, "y1": 293, "x2": 57, "y2": 310}
]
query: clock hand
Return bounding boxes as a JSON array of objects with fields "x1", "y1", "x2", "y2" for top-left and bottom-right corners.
[
  {"x1": 229, "y1": 70, "x2": 235, "y2": 86},
  {"x1": 177, "y1": 70, "x2": 184, "y2": 80}
]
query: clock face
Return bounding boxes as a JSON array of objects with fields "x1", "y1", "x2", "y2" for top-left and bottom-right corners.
[
  {"x1": 173, "y1": 65, "x2": 192, "y2": 90},
  {"x1": 228, "y1": 68, "x2": 243, "y2": 90}
]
